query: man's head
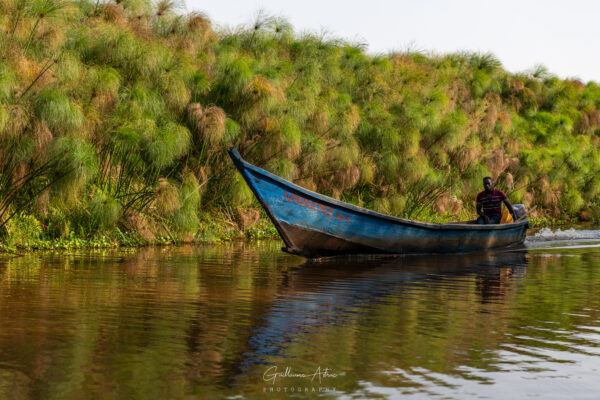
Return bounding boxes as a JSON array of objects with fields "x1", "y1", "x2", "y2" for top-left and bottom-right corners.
[{"x1": 483, "y1": 176, "x2": 494, "y2": 193}]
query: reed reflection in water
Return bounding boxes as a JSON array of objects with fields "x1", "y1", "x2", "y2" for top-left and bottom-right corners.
[{"x1": 0, "y1": 242, "x2": 599, "y2": 399}]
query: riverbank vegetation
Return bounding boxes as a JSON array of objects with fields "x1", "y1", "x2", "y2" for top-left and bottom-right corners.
[{"x1": 0, "y1": 0, "x2": 598, "y2": 249}]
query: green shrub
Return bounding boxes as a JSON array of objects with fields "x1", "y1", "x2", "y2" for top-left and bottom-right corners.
[{"x1": 34, "y1": 89, "x2": 83, "y2": 134}]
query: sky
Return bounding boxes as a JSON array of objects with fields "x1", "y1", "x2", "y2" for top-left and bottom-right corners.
[{"x1": 184, "y1": 0, "x2": 600, "y2": 83}]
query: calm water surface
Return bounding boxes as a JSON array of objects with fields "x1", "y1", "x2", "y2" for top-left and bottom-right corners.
[{"x1": 1, "y1": 229, "x2": 600, "y2": 399}]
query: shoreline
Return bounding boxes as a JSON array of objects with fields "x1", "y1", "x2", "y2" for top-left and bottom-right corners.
[{"x1": 0, "y1": 215, "x2": 594, "y2": 255}]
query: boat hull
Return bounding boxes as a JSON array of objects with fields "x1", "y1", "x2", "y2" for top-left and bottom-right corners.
[{"x1": 228, "y1": 149, "x2": 529, "y2": 257}]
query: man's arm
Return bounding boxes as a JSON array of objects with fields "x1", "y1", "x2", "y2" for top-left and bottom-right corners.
[
  {"x1": 503, "y1": 198, "x2": 517, "y2": 221},
  {"x1": 476, "y1": 200, "x2": 489, "y2": 223}
]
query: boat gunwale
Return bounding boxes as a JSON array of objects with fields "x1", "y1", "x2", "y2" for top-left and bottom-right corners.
[{"x1": 229, "y1": 148, "x2": 528, "y2": 232}]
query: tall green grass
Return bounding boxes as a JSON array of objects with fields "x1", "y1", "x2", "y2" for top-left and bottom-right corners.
[{"x1": 0, "y1": 0, "x2": 599, "y2": 245}]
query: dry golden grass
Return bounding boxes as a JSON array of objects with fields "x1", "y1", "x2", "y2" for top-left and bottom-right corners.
[
  {"x1": 520, "y1": 87, "x2": 537, "y2": 109},
  {"x1": 187, "y1": 102, "x2": 203, "y2": 126},
  {"x1": 37, "y1": 21, "x2": 66, "y2": 50},
  {"x1": 345, "y1": 104, "x2": 361, "y2": 132},
  {"x1": 33, "y1": 121, "x2": 53, "y2": 158},
  {"x1": 188, "y1": 103, "x2": 227, "y2": 147},
  {"x1": 308, "y1": 109, "x2": 330, "y2": 134},
  {"x1": 484, "y1": 92, "x2": 501, "y2": 106},
  {"x1": 259, "y1": 135, "x2": 279, "y2": 160},
  {"x1": 123, "y1": 210, "x2": 156, "y2": 241},
  {"x1": 198, "y1": 105, "x2": 226, "y2": 145},
  {"x1": 256, "y1": 117, "x2": 277, "y2": 134},
  {"x1": 4, "y1": 104, "x2": 28, "y2": 138},
  {"x1": 578, "y1": 111, "x2": 590, "y2": 133},
  {"x1": 14, "y1": 53, "x2": 40, "y2": 84},
  {"x1": 92, "y1": 90, "x2": 116, "y2": 114},
  {"x1": 508, "y1": 96, "x2": 521, "y2": 112},
  {"x1": 435, "y1": 194, "x2": 450, "y2": 214},
  {"x1": 235, "y1": 207, "x2": 259, "y2": 231},
  {"x1": 508, "y1": 77, "x2": 525, "y2": 91},
  {"x1": 295, "y1": 177, "x2": 316, "y2": 192},
  {"x1": 331, "y1": 164, "x2": 360, "y2": 192},
  {"x1": 505, "y1": 138, "x2": 519, "y2": 156},
  {"x1": 589, "y1": 109, "x2": 600, "y2": 127},
  {"x1": 479, "y1": 103, "x2": 497, "y2": 137},
  {"x1": 508, "y1": 157, "x2": 520, "y2": 173},
  {"x1": 450, "y1": 197, "x2": 464, "y2": 215},
  {"x1": 458, "y1": 143, "x2": 481, "y2": 171},
  {"x1": 504, "y1": 172, "x2": 514, "y2": 190},
  {"x1": 284, "y1": 143, "x2": 301, "y2": 159},
  {"x1": 359, "y1": 157, "x2": 376, "y2": 185},
  {"x1": 196, "y1": 165, "x2": 208, "y2": 188},
  {"x1": 523, "y1": 191, "x2": 534, "y2": 208},
  {"x1": 243, "y1": 75, "x2": 277, "y2": 102},
  {"x1": 568, "y1": 79, "x2": 585, "y2": 91},
  {"x1": 11, "y1": 162, "x2": 26, "y2": 186},
  {"x1": 129, "y1": 15, "x2": 153, "y2": 39},
  {"x1": 486, "y1": 148, "x2": 509, "y2": 180},
  {"x1": 435, "y1": 194, "x2": 463, "y2": 215},
  {"x1": 187, "y1": 12, "x2": 211, "y2": 35},
  {"x1": 538, "y1": 175, "x2": 560, "y2": 210},
  {"x1": 155, "y1": 178, "x2": 180, "y2": 216},
  {"x1": 496, "y1": 111, "x2": 512, "y2": 128},
  {"x1": 101, "y1": 4, "x2": 129, "y2": 27}
]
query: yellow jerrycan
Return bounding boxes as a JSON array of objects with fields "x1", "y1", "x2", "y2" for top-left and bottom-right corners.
[{"x1": 500, "y1": 209, "x2": 513, "y2": 224}]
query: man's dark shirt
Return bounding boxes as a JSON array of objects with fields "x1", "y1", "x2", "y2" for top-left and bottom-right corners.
[{"x1": 476, "y1": 189, "x2": 507, "y2": 216}]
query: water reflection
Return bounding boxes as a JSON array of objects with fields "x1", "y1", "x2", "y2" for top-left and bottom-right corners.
[
  {"x1": 0, "y1": 242, "x2": 599, "y2": 399},
  {"x1": 236, "y1": 251, "x2": 529, "y2": 394},
  {"x1": 244, "y1": 251, "x2": 528, "y2": 360}
]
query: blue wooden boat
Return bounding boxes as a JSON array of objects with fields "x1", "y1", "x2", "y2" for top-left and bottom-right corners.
[{"x1": 228, "y1": 148, "x2": 529, "y2": 257}]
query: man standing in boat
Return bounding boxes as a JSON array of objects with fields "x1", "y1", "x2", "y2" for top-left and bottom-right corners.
[{"x1": 476, "y1": 177, "x2": 517, "y2": 224}]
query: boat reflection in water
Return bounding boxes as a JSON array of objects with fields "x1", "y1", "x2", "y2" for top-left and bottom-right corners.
[{"x1": 238, "y1": 250, "x2": 528, "y2": 376}]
